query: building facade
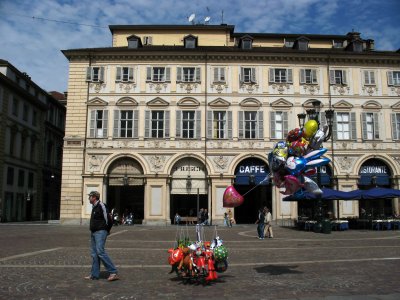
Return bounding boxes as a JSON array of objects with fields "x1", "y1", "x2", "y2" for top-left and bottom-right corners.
[
  {"x1": 0, "y1": 60, "x2": 65, "y2": 222},
  {"x1": 60, "y1": 25, "x2": 400, "y2": 225}
]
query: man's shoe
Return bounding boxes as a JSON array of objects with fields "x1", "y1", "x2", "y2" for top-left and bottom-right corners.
[
  {"x1": 107, "y1": 274, "x2": 119, "y2": 282},
  {"x1": 84, "y1": 275, "x2": 98, "y2": 280}
]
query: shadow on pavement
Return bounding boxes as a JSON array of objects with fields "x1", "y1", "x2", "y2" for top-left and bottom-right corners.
[{"x1": 254, "y1": 265, "x2": 302, "y2": 275}]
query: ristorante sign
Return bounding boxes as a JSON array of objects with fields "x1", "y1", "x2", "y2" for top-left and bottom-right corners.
[{"x1": 359, "y1": 165, "x2": 388, "y2": 174}]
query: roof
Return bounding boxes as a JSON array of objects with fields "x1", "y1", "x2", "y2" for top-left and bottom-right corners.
[{"x1": 109, "y1": 24, "x2": 235, "y2": 34}]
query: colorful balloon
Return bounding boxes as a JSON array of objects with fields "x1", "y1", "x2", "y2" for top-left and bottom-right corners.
[
  {"x1": 303, "y1": 120, "x2": 318, "y2": 139},
  {"x1": 223, "y1": 185, "x2": 244, "y2": 207},
  {"x1": 303, "y1": 176, "x2": 323, "y2": 196},
  {"x1": 286, "y1": 128, "x2": 303, "y2": 142},
  {"x1": 280, "y1": 175, "x2": 303, "y2": 195},
  {"x1": 285, "y1": 156, "x2": 307, "y2": 175}
]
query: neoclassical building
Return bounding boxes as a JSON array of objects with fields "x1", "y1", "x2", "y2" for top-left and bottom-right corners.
[{"x1": 60, "y1": 24, "x2": 400, "y2": 225}]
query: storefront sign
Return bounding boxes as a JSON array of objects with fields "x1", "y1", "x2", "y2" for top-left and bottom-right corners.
[
  {"x1": 235, "y1": 160, "x2": 269, "y2": 185},
  {"x1": 360, "y1": 166, "x2": 388, "y2": 174}
]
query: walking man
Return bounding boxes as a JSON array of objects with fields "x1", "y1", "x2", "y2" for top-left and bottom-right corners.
[
  {"x1": 264, "y1": 207, "x2": 274, "y2": 238},
  {"x1": 86, "y1": 191, "x2": 119, "y2": 281}
]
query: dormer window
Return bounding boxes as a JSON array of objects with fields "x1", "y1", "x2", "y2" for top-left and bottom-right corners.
[
  {"x1": 238, "y1": 35, "x2": 253, "y2": 50},
  {"x1": 184, "y1": 35, "x2": 197, "y2": 49},
  {"x1": 127, "y1": 35, "x2": 142, "y2": 49},
  {"x1": 333, "y1": 40, "x2": 344, "y2": 48},
  {"x1": 284, "y1": 38, "x2": 295, "y2": 48},
  {"x1": 294, "y1": 37, "x2": 309, "y2": 51}
]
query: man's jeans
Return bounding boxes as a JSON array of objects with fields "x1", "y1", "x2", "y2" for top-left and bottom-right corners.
[
  {"x1": 90, "y1": 230, "x2": 117, "y2": 278},
  {"x1": 257, "y1": 223, "x2": 265, "y2": 238}
]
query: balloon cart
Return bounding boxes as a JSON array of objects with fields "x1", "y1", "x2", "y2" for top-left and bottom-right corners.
[{"x1": 167, "y1": 225, "x2": 228, "y2": 285}]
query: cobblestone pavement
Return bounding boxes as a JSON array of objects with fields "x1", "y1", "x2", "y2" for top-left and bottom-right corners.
[{"x1": 0, "y1": 224, "x2": 399, "y2": 300}]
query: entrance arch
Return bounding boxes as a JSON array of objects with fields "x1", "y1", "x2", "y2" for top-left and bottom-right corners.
[
  {"x1": 358, "y1": 158, "x2": 393, "y2": 217},
  {"x1": 106, "y1": 157, "x2": 145, "y2": 224},
  {"x1": 233, "y1": 157, "x2": 271, "y2": 224},
  {"x1": 169, "y1": 157, "x2": 208, "y2": 224}
]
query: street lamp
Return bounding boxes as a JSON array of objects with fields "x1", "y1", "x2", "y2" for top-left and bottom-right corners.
[{"x1": 299, "y1": 100, "x2": 334, "y2": 233}]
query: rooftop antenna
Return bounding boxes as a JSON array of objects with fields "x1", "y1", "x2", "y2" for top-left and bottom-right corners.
[
  {"x1": 188, "y1": 13, "x2": 195, "y2": 25},
  {"x1": 204, "y1": 16, "x2": 211, "y2": 24}
]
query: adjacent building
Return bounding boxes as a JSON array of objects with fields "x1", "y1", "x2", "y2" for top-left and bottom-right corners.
[
  {"x1": 0, "y1": 60, "x2": 65, "y2": 222},
  {"x1": 60, "y1": 24, "x2": 400, "y2": 225}
]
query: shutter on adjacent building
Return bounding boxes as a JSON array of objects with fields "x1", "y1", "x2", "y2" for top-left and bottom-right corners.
[
  {"x1": 269, "y1": 68, "x2": 274, "y2": 83},
  {"x1": 133, "y1": 110, "x2": 139, "y2": 138},
  {"x1": 283, "y1": 112, "x2": 288, "y2": 137},
  {"x1": 329, "y1": 70, "x2": 335, "y2": 84},
  {"x1": 361, "y1": 113, "x2": 367, "y2": 140},
  {"x1": 177, "y1": 67, "x2": 182, "y2": 81},
  {"x1": 300, "y1": 69, "x2": 305, "y2": 84},
  {"x1": 128, "y1": 67, "x2": 134, "y2": 81},
  {"x1": 333, "y1": 112, "x2": 337, "y2": 140},
  {"x1": 116, "y1": 67, "x2": 122, "y2": 81},
  {"x1": 144, "y1": 110, "x2": 150, "y2": 138},
  {"x1": 287, "y1": 69, "x2": 293, "y2": 83},
  {"x1": 207, "y1": 111, "x2": 213, "y2": 138},
  {"x1": 387, "y1": 71, "x2": 393, "y2": 85},
  {"x1": 113, "y1": 110, "x2": 120, "y2": 137},
  {"x1": 195, "y1": 67, "x2": 201, "y2": 82},
  {"x1": 373, "y1": 112, "x2": 379, "y2": 139},
  {"x1": 176, "y1": 110, "x2": 182, "y2": 138},
  {"x1": 238, "y1": 111, "x2": 244, "y2": 138},
  {"x1": 270, "y1": 112, "x2": 276, "y2": 139},
  {"x1": 258, "y1": 111, "x2": 264, "y2": 139},
  {"x1": 342, "y1": 70, "x2": 347, "y2": 84},
  {"x1": 99, "y1": 67, "x2": 105, "y2": 82},
  {"x1": 350, "y1": 112, "x2": 357, "y2": 140},
  {"x1": 89, "y1": 110, "x2": 95, "y2": 137},
  {"x1": 146, "y1": 67, "x2": 152, "y2": 81},
  {"x1": 227, "y1": 111, "x2": 233, "y2": 139},
  {"x1": 195, "y1": 110, "x2": 201, "y2": 139},
  {"x1": 251, "y1": 68, "x2": 256, "y2": 83},
  {"x1": 165, "y1": 110, "x2": 170, "y2": 138},
  {"x1": 165, "y1": 67, "x2": 171, "y2": 81},
  {"x1": 103, "y1": 110, "x2": 108, "y2": 137},
  {"x1": 86, "y1": 67, "x2": 92, "y2": 81}
]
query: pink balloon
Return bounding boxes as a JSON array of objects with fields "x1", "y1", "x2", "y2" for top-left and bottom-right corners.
[
  {"x1": 280, "y1": 175, "x2": 303, "y2": 195},
  {"x1": 223, "y1": 185, "x2": 244, "y2": 207}
]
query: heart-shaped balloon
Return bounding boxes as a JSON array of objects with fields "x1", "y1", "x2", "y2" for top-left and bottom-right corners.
[{"x1": 223, "y1": 186, "x2": 244, "y2": 207}]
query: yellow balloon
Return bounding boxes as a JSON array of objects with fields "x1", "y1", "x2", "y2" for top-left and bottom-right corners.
[{"x1": 303, "y1": 120, "x2": 318, "y2": 138}]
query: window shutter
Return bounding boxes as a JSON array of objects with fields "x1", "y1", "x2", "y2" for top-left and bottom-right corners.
[
  {"x1": 89, "y1": 110, "x2": 95, "y2": 137},
  {"x1": 213, "y1": 68, "x2": 219, "y2": 82},
  {"x1": 287, "y1": 69, "x2": 293, "y2": 83},
  {"x1": 227, "y1": 111, "x2": 232, "y2": 139},
  {"x1": 113, "y1": 110, "x2": 119, "y2": 137},
  {"x1": 333, "y1": 112, "x2": 337, "y2": 140},
  {"x1": 165, "y1": 67, "x2": 171, "y2": 81},
  {"x1": 195, "y1": 110, "x2": 201, "y2": 139},
  {"x1": 363, "y1": 70, "x2": 369, "y2": 84},
  {"x1": 283, "y1": 112, "x2": 289, "y2": 137},
  {"x1": 116, "y1": 67, "x2": 122, "y2": 82},
  {"x1": 86, "y1": 67, "x2": 92, "y2": 81},
  {"x1": 238, "y1": 111, "x2": 244, "y2": 138},
  {"x1": 99, "y1": 67, "x2": 105, "y2": 82},
  {"x1": 103, "y1": 110, "x2": 108, "y2": 137},
  {"x1": 373, "y1": 112, "x2": 379, "y2": 139},
  {"x1": 361, "y1": 113, "x2": 367, "y2": 140},
  {"x1": 270, "y1": 112, "x2": 276, "y2": 139},
  {"x1": 391, "y1": 113, "x2": 397, "y2": 140},
  {"x1": 251, "y1": 67, "x2": 256, "y2": 83},
  {"x1": 177, "y1": 67, "x2": 182, "y2": 82},
  {"x1": 176, "y1": 110, "x2": 182, "y2": 138},
  {"x1": 240, "y1": 67, "x2": 244, "y2": 83},
  {"x1": 144, "y1": 110, "x2": 150, "y2": 138},
  {"x1": 258, "y1": 111, "x2": 264, "y2": 139},
  {"x1": 165, "y1": 110, "x2": 170, "y2": 138},
  {"x1": 387, "y1": 71, "x2": 393, "y2": 85},
  {"x1": 146, "y1": 67, "x2": 152, "y2": 81},
  {"x1": 195, "y1": 67, "x2": 201, "y2": 82},
  {"x1": 128, "y1": 67, "x2": 134, "y2": 82},
  {"x1": 312, "y1": 69, "x2": 318, "y2": 83},
  {"x1": 300, "y1": 69, "x2": 306, "y2": 84},
  {"x1": 319, "y1": 112, "x2": 326, "y2": 128},
  {"x1": 207, "y1": 111, "x2": 213, "y2": 138},
  {"x1": 133, "y1": 110, "x2": 138, "y2": 138},
  {"x1": 269, "y1": 68, "x2": 275, "y2": 83},
  {"x1": 350, "y1": 112, "x2": 357, "y2": 140},
  {"x1": 342, "y1": 70, "x2": 347, "y2": 84},
  {"x1": 329, "y1": 70, "x2": 335, "y2": 84}
]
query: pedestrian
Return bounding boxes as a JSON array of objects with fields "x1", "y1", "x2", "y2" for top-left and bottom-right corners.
[
  {"x1": 202, "y1": 209, "x2": 209, "y2": 225},
  {"x1": 85, "y1": 191, "x2": 119, "y2": 281},
  {"x1": 256, "y1": 208, "x2": 265, "y2": 239},
  {"x1": 264, "y1": 207, "x2": 273, "y2": 238},
  {"x1": 174, "y1": 212, "x2": 181, "y2": 225},
  {"x1": 224, "y1": 212, "x2": 230, "y2": 227},
  {"x1": 198, "y1": 208, "x2": 204, "y2": 224},
  {"x1": 227, "y1": 209, "x2": 233, "y2": 227}
]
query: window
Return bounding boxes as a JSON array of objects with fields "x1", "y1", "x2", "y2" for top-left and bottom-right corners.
[
  {"x1": 329, "y1": 70, "x2": 347, "y2": 85},
  {"x1": 284, "y1": 39, "x2": 294, "y2": 48},
  {"x1": 241, "y1": 39, "x2": 252, "y2": 49},
  {"x1": 333, "y1": 40, "x2": 343, "y2": 48},
  {"x1": 145, "y1": 110, "x2": 170, "y2": 138},
  {"x1": 18, "y1": 170, "x2": 24, "y2": 187},
  {"x1": 116, "y1": 67, "x2": 134, "y2": 82},
  {"x1": 184, "y1": 36, "x2": 197, "y2": 48},
  {"x1": 270, "y1": 111, "x2": 288, "y2": 139},
  {"x1": 269, "y1": 68, "x2": 293, "y2": 83},
  {"x1": 362, "y1": 112, "x2": 380, "y2": 140},
  {"x1": 86, "y1": 66, "x2": 105, "y2": 82},
  {"x1": 89, "y1": 110, "x2": 108, "y2": 138},
  {"x1": 300, "y1": 69, "x2": 318, "y2": 84},
  {"x1": 207, "y1": 111, "x2": 232, "y2": 139},
  {"x1": 363, "y1": 70, "x2": 376, "y2": 85},
  {"x1": 177, "y1": 67, "x2": 200, "y2": 82},
  {"x1": 238, "y1": 111, "x2": 263, "y2": 139},
  {"x1": 387, "y1": 71, "x2": 400, "y2": 86},
  {"x1": 143, "y1": 36, "x2": 152, "y2": 45},
  {"x1": 23, "y1": 104, "x2": 29, "y2": 121},
  {"x1": 213, "y1": 67, "x2": 226, "y2": 83},
  {"x1": 334, "y1": 112, "x2": 356, "y2": 140},
  {"x1": 128, "y1": 39, "x2": 139, "y2": 49},
  {"x1": 113, "y1": 110, "x2": 138, "y2": 138},
  {"x1": 7, "y1": 167, "x2": 14, "y2": 185},
  {"x1": 12, "y1": 97, "x2": 18, "y2": 116},
  {"x1": 240, "y1": 67, "x2": 256, "y2": 84},
  {"x1": 146, "y1": 67, "x2": 171, "y2": 82},
  {"x1": 176, "y1": 110, "x2": 201, "y2": 139},
  {"x1": 391, "y1": 113, "x2": 400, "y2": 140}
]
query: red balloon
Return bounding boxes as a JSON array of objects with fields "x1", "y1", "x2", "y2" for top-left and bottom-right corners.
[{"x1": 223, "y1": 185, "x2": 244, "y2": 207}]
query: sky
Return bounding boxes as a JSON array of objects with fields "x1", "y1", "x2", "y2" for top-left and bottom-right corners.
[{"x1": 1, "y1": 0, "x2": 399, "y2": 93}]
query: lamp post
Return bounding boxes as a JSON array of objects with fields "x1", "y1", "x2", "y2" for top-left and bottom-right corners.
[{"x1": 299, "y1": 100, "x2": 334, "y2": 233}]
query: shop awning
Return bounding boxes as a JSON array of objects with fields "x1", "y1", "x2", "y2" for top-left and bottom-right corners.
[{"x1": 283, "y1": 187, "x2": 400, "y2": 201}]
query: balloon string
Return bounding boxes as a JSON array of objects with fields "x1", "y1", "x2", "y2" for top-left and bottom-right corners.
[{"x1": 242, "y1": 175, "x2": 269, "y2": 197}]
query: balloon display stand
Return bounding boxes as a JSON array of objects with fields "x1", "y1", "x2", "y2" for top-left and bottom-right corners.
[{"x1": 167, "y1": 225, "x2": 228, "y2": 284}]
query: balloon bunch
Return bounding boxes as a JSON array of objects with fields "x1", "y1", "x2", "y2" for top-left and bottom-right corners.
[{"x1": 268, "y1": 119, "x2": 331, "y2": 199}]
